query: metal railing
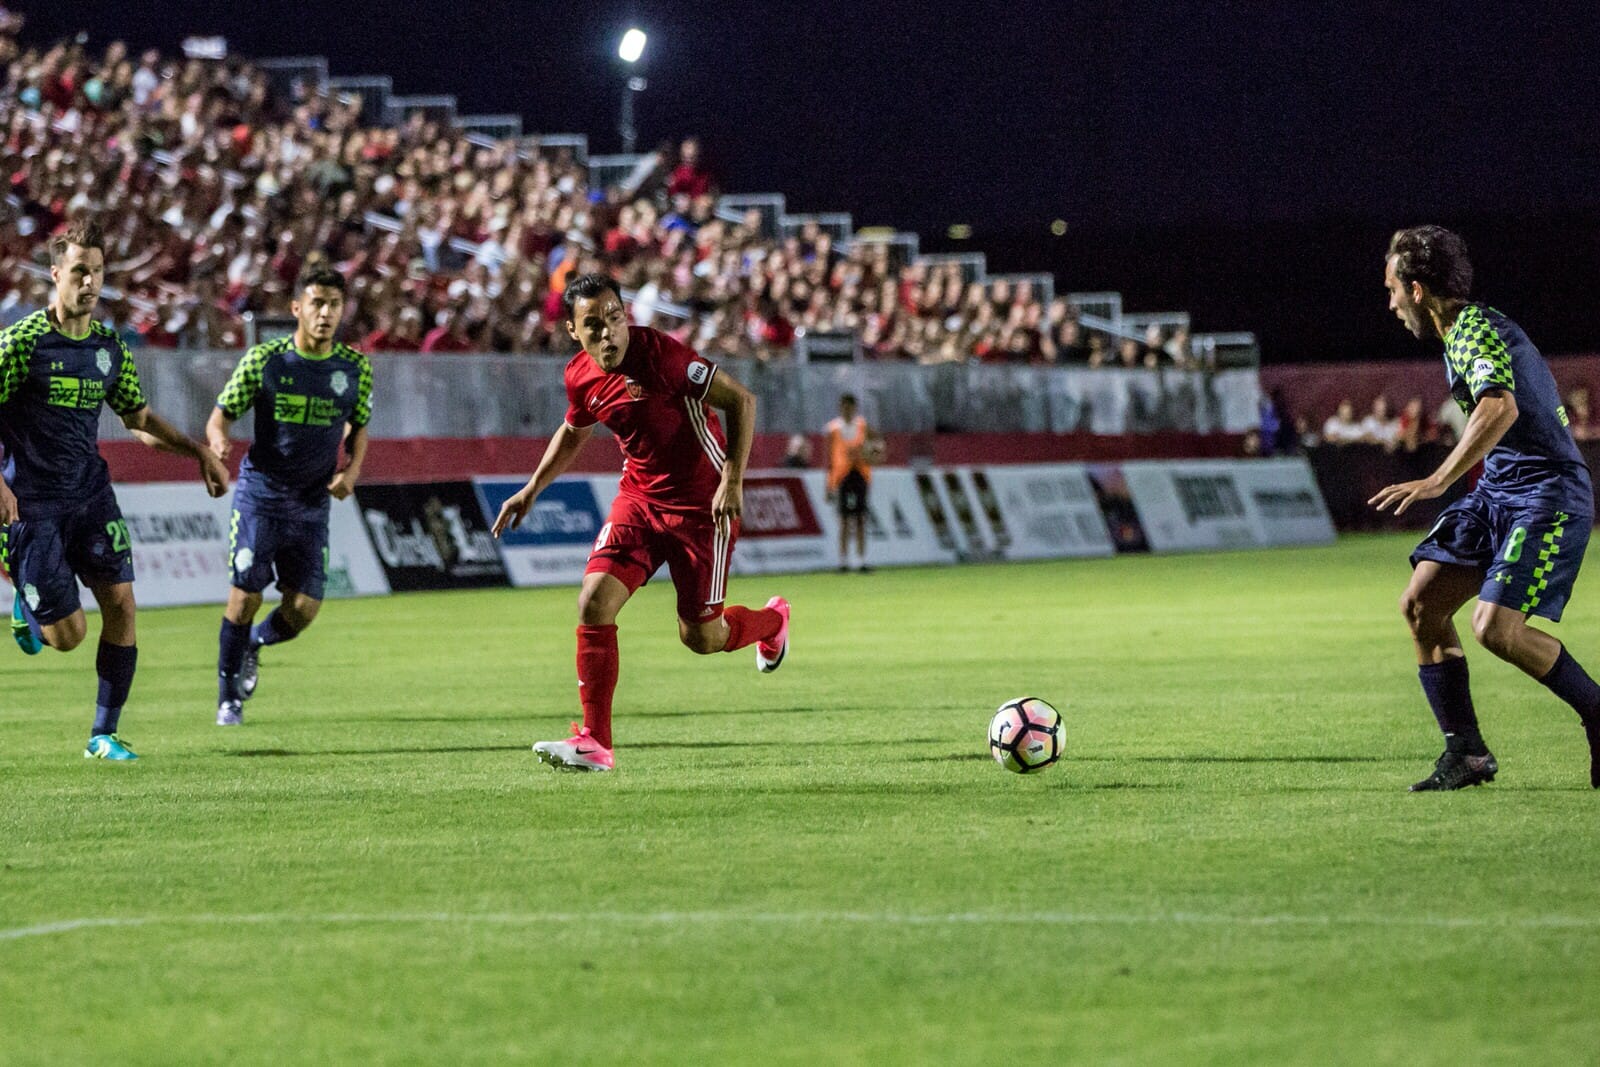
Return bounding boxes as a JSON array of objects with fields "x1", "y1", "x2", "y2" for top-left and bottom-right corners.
[{"x1": 98, "y1": 351, "x2": 1262, "y2": 442}]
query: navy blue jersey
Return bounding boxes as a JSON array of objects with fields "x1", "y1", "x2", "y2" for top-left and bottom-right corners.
[
  {"x1": 1444, "y1": 305, "x2": 1592, "y2": 515},
  {"x1": 216, "y1": 337, "x2": 373, "y2": 520},
  {"x1": 0, "y1": 309, "x2": 147, "y2": 518}
]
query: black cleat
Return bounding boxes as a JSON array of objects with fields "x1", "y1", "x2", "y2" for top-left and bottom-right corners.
[
  {"x1": 1410, "y1": 749, "x2": 1498, "y2": 792},
  {"x1": 239, "y1": 641, "x2": 260, "y2": 701},
  {"x1": 1585, "y1": 722, "x2": 1600, "y2": 789}
]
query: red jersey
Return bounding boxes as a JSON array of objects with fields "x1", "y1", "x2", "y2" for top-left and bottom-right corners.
[{"x1": 563, "y1": 327, "x2": 726, "y2": 512}]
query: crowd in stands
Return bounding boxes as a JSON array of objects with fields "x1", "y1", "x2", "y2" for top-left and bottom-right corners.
[
  {"x1": 0, "y1": 19, "x2": 1205, "y2": 368},
  {"x1": 1288, "y1": 388, "x2": 1600, "y2": 455}
]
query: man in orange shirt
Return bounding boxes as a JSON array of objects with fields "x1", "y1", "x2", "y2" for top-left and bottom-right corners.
[{"x1": 826, "y1": 393, "x2": 872, "y2": 572}]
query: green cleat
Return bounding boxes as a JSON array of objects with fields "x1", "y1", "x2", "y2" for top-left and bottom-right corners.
[
  {"x1": 84, "y1": 734, "x2": 138, "y2": 761},
  {"x1": 12, "y1": 594, "x2": 41, "y2": 655}
]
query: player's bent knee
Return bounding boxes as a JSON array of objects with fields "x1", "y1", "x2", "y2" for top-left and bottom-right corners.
[
  {"x1": 1399, "y1": 590, "x2": 1430, "y2": 632},
  {"x1": 679, "y1": 626, "x2": 724, "y2": 655},
  {"x1": 1471, "y1": 612, "x2": 1520, "y2": 657},
  {"x1": 48, "y1": 621, "x2": 87, "y2": 652}
]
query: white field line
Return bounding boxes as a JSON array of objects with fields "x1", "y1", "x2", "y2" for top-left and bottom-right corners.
[{"x1": 5, "y1": 909, "x2": 1600, "y2": 943}]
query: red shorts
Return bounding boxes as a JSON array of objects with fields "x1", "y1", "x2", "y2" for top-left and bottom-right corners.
[{"x1": 584, "y1": 493, "x2": 737, "y2": 621}]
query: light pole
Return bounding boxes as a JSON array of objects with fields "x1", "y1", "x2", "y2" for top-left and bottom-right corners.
[{"x1": 618, "y1": 28, "x2": 647, "y2": 153}]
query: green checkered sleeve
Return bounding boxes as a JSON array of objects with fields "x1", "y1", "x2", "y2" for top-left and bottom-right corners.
[
  {"x1": 105, "y1": 338, "x2": 148, "y2": 415},
  {"x1": 0, "y1": 313, "x2": 46, "y2": 406},
  {"x1": 217, "y1": 345, "x2": 269, "y2": 418},
  {"x1": 351, "y1": 349, "x2": 373, "y2": 429},
  {"x1": 1451, "y1": 306, "x2": 1515, "y2": 397}
]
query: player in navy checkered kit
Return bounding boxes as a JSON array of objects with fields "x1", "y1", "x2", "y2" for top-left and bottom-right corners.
[
  {"x1": 206, "y1": 268, "x2": 372, "y2": 726},
  {"x1": 1372, "y1": 226, "x2": 1600, "y2": 790},
  {"x1": 0, "y1": 220, "x2": 230, "y2": 760}
]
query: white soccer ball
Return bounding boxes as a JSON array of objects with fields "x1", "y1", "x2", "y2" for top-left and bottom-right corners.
[{"x1": 988, "y1": 697, "x2": 1064, "y2": 774}]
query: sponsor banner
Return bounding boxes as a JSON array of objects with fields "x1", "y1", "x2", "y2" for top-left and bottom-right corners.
[
  {"x1": 964, "y1": 465, "x2": 1116, "y2": 559},
  {"x1": 740, "y1": 476, "x2": 823, "y2": 538},
  {"x1": 117, "y1": 484, "x2": 236, "y2": 606},
  {"x1": 356, "y1": 481, "x2": 509, "y2": 591},
  {"x1": 474, "y1": 477, "x2": 607, "y2": 587},
  {"x1": 325, "y1": 496, "x2": 393, "y2": 599},
  {"x1": 0, "y1": 483, "x2": 388, "y2": 611},
  {"x1": 731, "y1": 473, "x2": 833, "y2": 575},
  {"x1": 1120, "y1": 458, "x2": 1335, "y2": 552},
  {"x1": 1231, "y1": 458, "x2": 1338, "y2": 546}
]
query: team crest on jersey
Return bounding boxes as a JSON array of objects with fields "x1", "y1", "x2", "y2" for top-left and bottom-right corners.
[
  {"x1": 234, "y1": 547, "x2": 255, "y2": 574},
  {"x1": 95, "y1": 348, "x2": 112, "y2": 375},
  {"x1": 23, "y1": 584, "x2": 39, "y2": 610},
  {"x1": 624, "y1": 378, "x2": 645, "y2": 400},
  {"x1": 330, "y1": 370, "x2": 349, "y2": 396}
]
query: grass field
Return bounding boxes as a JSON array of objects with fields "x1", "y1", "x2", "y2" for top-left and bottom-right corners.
[{"x1": 3, "y1": 534, "x2": 1599, "y2": 1065}]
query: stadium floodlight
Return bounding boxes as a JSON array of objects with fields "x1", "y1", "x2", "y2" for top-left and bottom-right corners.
[{"x1": 619, "y1": 28, "x2": 647, "y2": 64}]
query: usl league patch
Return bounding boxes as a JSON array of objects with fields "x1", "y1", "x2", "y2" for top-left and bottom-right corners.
[
  {"x1": 330, "y1": 370, "x2": 349, "y2": 396},
  {"x1": 95, "y1": 348, "x2": 112, "y2": 375},
  {"x1": 1472, "y1": 357, "x2": 1495, "y2": 381},
  {"x1": 687, "y1": 360, "x2": 711, "y2": 387}
]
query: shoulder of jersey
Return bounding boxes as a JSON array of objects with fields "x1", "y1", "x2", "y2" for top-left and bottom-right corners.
[
  {"x1": 5, "y1": 308, "x2": 51, "y2": 340},
  {"x1": 334, "y1": 341, "x2": 369, "y2": 363},
  {"x1": 88, "y1": 320, "x2": 120, "y2": 341},
  {"x1": 250, "y1": 337, "x2": 295, "y2": 361}
]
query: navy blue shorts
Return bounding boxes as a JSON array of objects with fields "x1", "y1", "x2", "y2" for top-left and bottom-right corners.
[
  {"x1": 1411, "y1": 491, "x2": 1591, "y2": 622},
  {"x1": 229, "y1": 505, "x2": 329, "y2": 600},
  {"x1": 838, "y1": 470, "x2": 869, "y2": 518},
  {"x1": 0, "y1": 486, "x2": 134, "y2": 624}
]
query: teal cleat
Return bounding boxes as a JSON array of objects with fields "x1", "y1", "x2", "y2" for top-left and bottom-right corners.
[
  {"x1": 11, "y1": 594, "x2": 41, "y2": 655},
  {"x1": 84, "y1": 734, "x2": 138, "y2": 761}
]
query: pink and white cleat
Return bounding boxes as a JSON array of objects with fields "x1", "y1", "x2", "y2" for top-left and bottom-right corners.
[
  {"x1": 755, "y1": 596, "x2": 790, "y2": 673},
  {"x1": 533, "y1": 724, "x2": 615, "y2": 771}
]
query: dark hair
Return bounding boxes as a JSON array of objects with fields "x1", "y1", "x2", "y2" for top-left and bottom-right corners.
[
  {"x1": 839, "y1": 393, "x2": 858, "y2": 408},
  {"x1": 49, "y1": 218, "x2": 105, "y2": 264},
  {"x1": 295, "y1": 266, "x2": 347, "y2": 296},
  {"x1": 1387, "y1": 226, "x2": 1472, "y2": 301},
  {"x1": 562, "y1": 272, "x2": 623, "y2": 322}
]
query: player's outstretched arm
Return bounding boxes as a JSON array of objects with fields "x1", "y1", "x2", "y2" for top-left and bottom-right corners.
[
  {"x1": 705, "y1": 370, "x2": 756, "y2": 523},
  {"x1": 123, "y1": 406, "x2": 231, "y2": 498},
  {"x1": 492, "y1": 421, "x2": 595, "y2": 537},
  {"x1": 328, "y1": 426, "x2": 369, "y2": 501},
  {"x1": 1369, "y1": 390, "x2": 1518, "y2": 515}
]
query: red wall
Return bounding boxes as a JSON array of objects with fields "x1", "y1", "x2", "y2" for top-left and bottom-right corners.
[{"x1": 101, "y1": 431, "x2": 1246, "y2": 485}]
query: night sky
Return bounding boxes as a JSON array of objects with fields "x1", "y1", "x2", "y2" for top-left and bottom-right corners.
[{"x1": 17, "y1": 0, "x2": 1600, "y2": 362}]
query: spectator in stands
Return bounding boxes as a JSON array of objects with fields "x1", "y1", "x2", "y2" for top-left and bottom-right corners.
[
  {"x1": 781, "y1": 433, "x2": 812, "y2": 469},
  {"x1": 1322, "y1": 399, "x2": 1365, "y2": 444},
  {"x1": 1435, "y1": 395, "x2": 1468, "y2": 446},
  {"x1": 421, "y1": 308, "x2": 475, "y2": 353},
  {"x1": 362, "y1": 306, "x2": 424, "y2": 352},
  {"x1": 1397, "y1": 396, "x2": 1426, "y2": 452},
  {"x1": 1360, "y1": 395, "x2": 1401, "y2": 451},
  {"x1": 666, "y1": 137, "x2": 713, "y2": 199},
  {"x1": 1567, "y1": 388, "x2": 1595, "y2": 442}
]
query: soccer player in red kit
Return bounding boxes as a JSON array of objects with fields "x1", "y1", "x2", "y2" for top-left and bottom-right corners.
[{"x1": 492, "y1": 274, "x2": 790, "y2": 771}]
